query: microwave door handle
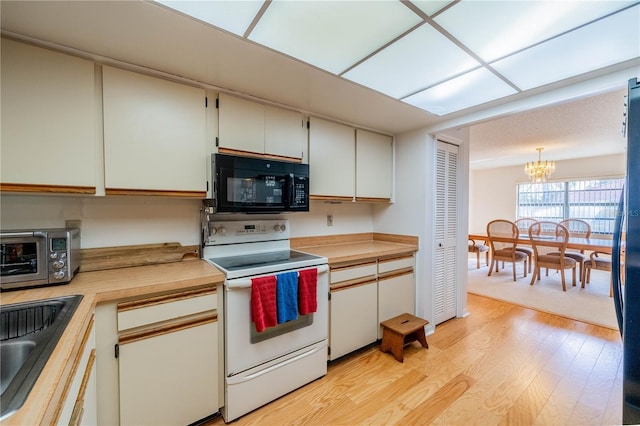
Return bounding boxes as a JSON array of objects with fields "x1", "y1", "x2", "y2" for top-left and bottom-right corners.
[{"x1": 0, "y1": 231, "x2": 46, "y2": 238}]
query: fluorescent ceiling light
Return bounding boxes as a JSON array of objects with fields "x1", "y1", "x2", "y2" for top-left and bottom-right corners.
[
  {"x1": 154, "y1": 1, "x2": 640, "y2": 116},
  {"x1": 403, "y1": 68, "x2": 517, "y2": 116},
  {"x1": 411, "y1": 1, "x2": 453, "y2": 17},
  {"x1": 492, "y1": 6, "x2": 640, "y2": 90},
  {"x1": 156, "y1": 1, "x2": 263, "y2": 35},
  {"x1": 248, "y1": 1, "x2": 421, "y2": 74},
  {"x1": 343, "y1": 24, "x2": 479, "y2": 99},
  {"x1": 434, "y1": 0, "x2": 637, "y2": 62}
]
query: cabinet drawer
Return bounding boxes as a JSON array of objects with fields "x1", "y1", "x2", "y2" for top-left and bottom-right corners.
[
  {"x1": 330, "y1": 262, "x2": 377, "y2": 284},
  {"x1": 117, "y1": 288, "x2": 216, "y2": 332},
  {"x1": 378, "y1": 255, "x2": 414, "y2": 274}
]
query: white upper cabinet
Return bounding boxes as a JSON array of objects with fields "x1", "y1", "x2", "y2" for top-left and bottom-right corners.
[
  {"x1": 218, "y1": 93, "x2": 304, "y2": 160},
  {"x1": 1, "y1": 38, "x2": 97, "y2": 193},
  {"x1": 308, "y1": 117, "x2": 355, "y2": 201},
  {"x1": 102, "y1": 66, "x2": 207, "y2": 196},
  {"x1": 356, "y1": 129, "x2": 393, "y2": 201},
  {"x1": 218, "y1": 94, "x2": 264, "y2": 155},
  {"x1": 264, "y1": 105, "x2": 305, "y2": 159}
]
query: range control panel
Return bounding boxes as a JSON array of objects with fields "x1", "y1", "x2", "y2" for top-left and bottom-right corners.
[{"x1": 204, "y1": 219, "x2": 289, "y2": 246}]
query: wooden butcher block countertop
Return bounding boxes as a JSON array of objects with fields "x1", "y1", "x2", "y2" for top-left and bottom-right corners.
[
  {"x1": 291, "y1": 232, "x2": 419, "y2": 265},
  {"x1": 0, "y1": 260, "x2": 224, "y2": 426}
]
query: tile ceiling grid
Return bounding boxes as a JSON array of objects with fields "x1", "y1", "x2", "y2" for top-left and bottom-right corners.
[
  {"x1": 157, "y1": 0, "x2": 640, "y2": 116},
  {"x1": 398, "y1": 1, "x2": 523, "y2": 95}
]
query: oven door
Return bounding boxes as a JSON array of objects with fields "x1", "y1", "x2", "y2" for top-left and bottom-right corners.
[
  {"x1": 224, "y1": 264, "x2": 329, "y2": 376},
  {"x1": 0, "y1": 232, "x2": 49, "y2": 287}
]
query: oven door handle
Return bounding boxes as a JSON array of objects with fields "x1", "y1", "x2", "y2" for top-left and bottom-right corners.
[{"x1": 225, "y1": 264, "x2": 329, "y2": 289}]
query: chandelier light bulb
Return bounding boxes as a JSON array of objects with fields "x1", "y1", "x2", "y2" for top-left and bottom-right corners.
[{"x1": 524, "y1": 148, "x2": 555, "y2": 183}]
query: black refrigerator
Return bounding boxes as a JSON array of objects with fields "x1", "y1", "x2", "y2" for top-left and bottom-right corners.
[{"x1": 613, "y1": 77, "x2": 640, "y2": 424}]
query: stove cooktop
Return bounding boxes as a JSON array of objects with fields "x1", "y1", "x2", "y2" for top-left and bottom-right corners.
[{"x1": 207, "y1": 249, "x2": 326, "y2": 279}]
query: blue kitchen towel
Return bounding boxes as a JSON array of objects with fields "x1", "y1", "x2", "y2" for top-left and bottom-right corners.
[{"x1": 276, "y1": 271, "x2": 299, "y2": 324}]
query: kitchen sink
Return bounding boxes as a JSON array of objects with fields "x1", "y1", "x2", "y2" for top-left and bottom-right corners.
[{"x1": 0, "y1": 294, "x2": 83, "y2": 420}]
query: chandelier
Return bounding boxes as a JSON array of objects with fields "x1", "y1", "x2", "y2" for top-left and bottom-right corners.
[{"x1": 524, "y1": 148, "x2": 555, "y2": 183}]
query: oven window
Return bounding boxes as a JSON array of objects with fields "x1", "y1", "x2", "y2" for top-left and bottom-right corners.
[
  {"x1": 1, "y1": 242, "x2": 39, "y2": 277},
  {"x1": 226, "y1": 175, "x2": 285, "y2": 205},
  {"x1": 250, "y1": 314, "x2": 314, "y2": 344}
]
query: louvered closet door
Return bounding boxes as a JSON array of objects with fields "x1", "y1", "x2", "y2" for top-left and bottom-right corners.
[{"x1": 434, "y1": 141, "x2": 459, "y2": 325}]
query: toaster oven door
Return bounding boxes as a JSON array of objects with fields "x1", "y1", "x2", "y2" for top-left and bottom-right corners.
[{"x1": 0, "y1": 232, "x2": 49, "y2": 288}]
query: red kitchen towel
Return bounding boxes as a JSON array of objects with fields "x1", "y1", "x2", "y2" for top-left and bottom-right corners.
[
  {"x1": 251, "y1": 276, "x2": 277, "y2": 332},
  {"x1": 298, "y1": 268, "x2": 318, "y2": 315}
]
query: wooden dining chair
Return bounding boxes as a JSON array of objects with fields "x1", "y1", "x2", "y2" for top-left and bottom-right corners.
[
  {"x1": 528, "y1": 221, "x2": 577, "y2": 291},
  {"x1": 486, "y1": 219, "x2": 527, "y2": 281},
  {"x1": 547, "y1": 219, "x2": 591, "y2": 283},
  {"x1": 583, "y1": 250, "x2": 617, "y2": 297},
  {"x1": 514, "y1": 218, "x2": 538, "y2": 272},
  {"x1": 468, "y1": 238, "x2": 489, "y2": 269}
]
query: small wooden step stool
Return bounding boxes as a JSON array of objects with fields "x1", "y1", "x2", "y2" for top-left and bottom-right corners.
[{"x1": 380, "y1": 313, "x2": 429, "y2": 362}]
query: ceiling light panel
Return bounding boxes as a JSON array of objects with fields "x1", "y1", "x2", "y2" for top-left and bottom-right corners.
[
  {"x1": 411, "y1": 0, "x2": 455, "y2": 17},
  {"x1": 156, "y1": 1, "x2": 263, "y2": 36},
  {"x1": 342, "y1": 24, "x2": 480, "y2": 98},
  {"x1": 433, "y1": 0, "x2": 638, "y2": 63},
  {"x1": 248, "y1": 1, "x2": 422, "y2": 74},
  {"x1": 492, "y1": 5, "x2": 640, "y2": 90},
  {"x1": 403, "y1": 68, "x2": 517, "y2": 116}
]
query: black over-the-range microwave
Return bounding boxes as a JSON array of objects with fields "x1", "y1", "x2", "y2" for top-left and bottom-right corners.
[{"x1": 211, "y1": 153, "x2": 310, "y2": 213}]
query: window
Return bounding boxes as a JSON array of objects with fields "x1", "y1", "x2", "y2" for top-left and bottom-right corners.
[{"x1": 517, "y1": 178, "x2": 624, "y2": 234}]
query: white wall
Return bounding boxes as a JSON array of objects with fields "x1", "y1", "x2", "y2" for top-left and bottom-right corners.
[
  {"x1": 374, "y1": 128, "x2": 434, "y2": 324},
  {"x1": 469, "y1": 153, "x2": 626, "y2": 233},
  {"x1": 0, "y1": 195, "x2": 374, "y2": 248},
  {"x1": 374, "y1": 126, "x2": 471, "y2": 328},
  {"x1": 0, "y1": 195, "x2": 202, "y2": 248}
]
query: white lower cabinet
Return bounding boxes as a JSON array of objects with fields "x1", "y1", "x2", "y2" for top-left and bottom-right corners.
[
  {"x1": 378, "y1": 271, "x2": 415, "y2": 338},
  {"x1": 378, "y1": 256, "x2": 416, "y2": 337},
  {"x1": 329, "y1": 281, "x2": 378, "y2": 361},
  {"x1": 95, "y1": 286, "x2": 221, "y2": 426},
  {"x1": 57, "y1": 316, "x2": 97, "y2": 426},
  {"x1": 328, "y1": 254, "x2": 416, "y2": 358},
  {"x1": 118, "y1": 319, "x2": 218, "y2": 425},
  {"x1": 328, "y1": 261, "x2": 378, "y2": 361}
]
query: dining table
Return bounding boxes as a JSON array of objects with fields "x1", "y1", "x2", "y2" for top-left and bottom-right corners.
[{"x1": 468, "y1": 233, "x2": 615, "y2": 254}]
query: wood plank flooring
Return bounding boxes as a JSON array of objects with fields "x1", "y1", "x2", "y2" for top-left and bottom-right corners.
[{"x1": 206, "y1": 294, "x2": 623, "y2": 425}]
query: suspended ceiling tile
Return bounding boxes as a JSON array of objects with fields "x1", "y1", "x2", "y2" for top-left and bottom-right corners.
[
  {"x1": 248, "y1": 1, "x2": 422, "y2": 74},
  {"x1": 492, "y1": 5, "x2": 640, "y2": 91},
  {"x1": 156, "y1": 1, "x2": 263, "y2": 36},
  {"x1": 434, "y1": 0, "x2": 637, "y2": 63},
  {"x1": 410, "y1": 0, "x2": 455, "y2": 17},
  {"x1": 403, "y1": 68, "x2": 517, "y2": 116},
  {"x1": 342, "y1": 24, "x2": 479, "y2": 99}
]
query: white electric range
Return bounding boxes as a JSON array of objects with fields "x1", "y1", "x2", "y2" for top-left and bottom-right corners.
[{"x1": 202, "y1": 219, "x2": 328, "y2": 422}]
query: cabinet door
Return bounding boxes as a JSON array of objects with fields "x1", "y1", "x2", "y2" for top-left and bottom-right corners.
[
  {"x1": 118, "y1": 319, "x2": 218, "y2": 425},
  {"x1": 1, "y1": 38, "x2": 96, "y2": 193},
  {"x1": 356, "y1": 129, "x2": 393, "y2": 201},
  {"x1": 218, "y1": 93, "x2": 265, "y2": 155},
  {"x1": 264, "y1": 105, "x2": 304, "y2": 159},
  {"x1": 102, "y1": 66, "x2": 206, "y2": 196},
  {"x1": 378, "y1": 271, "x2": 415, "y2": 338},
  {"x1": 309, "y1": 117, "x2": 355, "y2": 201},
  {"x1": 329, "y1": 281, "x2": 377, "y2": 360},
  {"x1": 57, "y1": 317, "x2": 97, "y2": 425}
]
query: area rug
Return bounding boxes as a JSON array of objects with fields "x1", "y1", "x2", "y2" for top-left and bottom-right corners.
[{"x1": 467, "y1": 258, "x2": 619, "y2": 330}]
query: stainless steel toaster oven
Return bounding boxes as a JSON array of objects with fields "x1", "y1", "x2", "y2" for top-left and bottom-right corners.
[{"x1": 0, "y1": 228, "x2": 80, "y2": 291}]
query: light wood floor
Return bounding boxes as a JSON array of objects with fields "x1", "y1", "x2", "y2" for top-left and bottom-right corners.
[{"x1": 207, "y1": 294, "x2": 623, "y2": 425}]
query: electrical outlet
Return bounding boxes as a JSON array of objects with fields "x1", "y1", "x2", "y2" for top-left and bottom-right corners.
[
  {"x1": 327, "y1": 215, "x2": 333, "y2": 227},
  {"x1": 65, "y1": 219, "x2": 82, "y2": 230}
]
